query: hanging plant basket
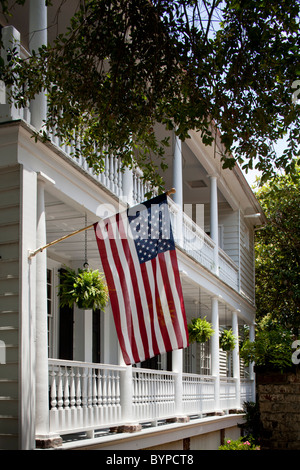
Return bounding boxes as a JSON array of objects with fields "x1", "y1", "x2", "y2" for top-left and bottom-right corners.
[
  {"x1": 219, "y1": 328, "x2": 237, "y2": 352},
  {"x1": 58, "y1": 266, "x2": 109, "y2": 310},
  {"x1": 187, "y1": 317, "x2": 215, "y2": 344}
]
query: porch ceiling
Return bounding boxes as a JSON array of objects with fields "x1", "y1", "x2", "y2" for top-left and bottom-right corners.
[
  {"x1": 45, "y1": 191, "x2": 101, "y2": 267},
  {"x1": 180, "y1": 276, "x2": 230, "y2": 326}
]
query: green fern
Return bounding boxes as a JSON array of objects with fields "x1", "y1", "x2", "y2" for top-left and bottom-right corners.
[
  {"x1": 187, "y1": 317, "x2": 215, "y2": 344},
  {"x1": 219, "y1": 328, "x2": 237, "y2": 352},
  {"x1": 58, "y1": 266, "x2": 109, "y2": 310}
]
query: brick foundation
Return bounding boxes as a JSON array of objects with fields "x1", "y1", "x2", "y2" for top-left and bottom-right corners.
[{"x1": 256, "y1": 367, "x2": 300, "y2": 450}]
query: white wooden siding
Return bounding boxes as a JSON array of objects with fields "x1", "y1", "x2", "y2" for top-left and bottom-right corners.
[{"x1": 0, "y1": 165, "x2": 20, "y2": 450}]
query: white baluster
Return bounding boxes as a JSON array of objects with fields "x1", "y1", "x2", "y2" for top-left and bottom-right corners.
[
  {"x1": 57, "y1": 368, "x2": 63, "y2": 411},
  {"x1": 102, "y1": 371, "x2": 108, "y2": 423},
  {"x1": 92, "y1": 369, "x2": 97, "y2": 408},
  {"x1": 109, "y1": 155, "x2": 114, "y2": 192},
  {"x1": 115, "y1": 372, "x2": 121, "y2": 420},
  {"x1": 70, "y1": 369, "x2": 76, "y2": 410},
  {"x1": 97, "y1": 369, "x2": 102, "y2": 410},
  {"x1": 87, "y1": 368, "x2": 93, "y2": 409},
  {"x1": 63, "y1": 368, "x2": 70, "y2": 409},
  {"x1": 81, "y1": 368, "x2": 88, "y2": 428},
  {"x1": 107, "y1": 373, "x2": 112, "y2": 421},
  {"x1": 76, "y1": 367, "x2": 82, "y2": 408},
  {"x1": 118, "y1": 159, "x2": 123, "y2": 195},
  {"x1": 50, "y1": 366, "x2": 57, "y2": 411},
  {"x1": 111, "y1": 371, "x2": 116, "y2": 421}
]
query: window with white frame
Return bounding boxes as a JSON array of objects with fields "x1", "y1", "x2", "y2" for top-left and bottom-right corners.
[{"x1": 184, "y1": 342, "x2": 211, "y2": 375}]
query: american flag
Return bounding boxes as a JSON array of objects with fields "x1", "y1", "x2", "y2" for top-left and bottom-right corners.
[{"x1": 94, "y1": 193, "x2": 189, "y2": 365}]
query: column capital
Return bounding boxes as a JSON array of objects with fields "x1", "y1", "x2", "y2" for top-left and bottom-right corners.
[
  {"x1": 232, "y1": 309, "x2": 241, "y2": 316},
  {"x1": 207, "y1": 173, "x2": 220, "y2": 180},
  {"x1": 37, "y1": 172, "x2": 55, "y2": 186}
]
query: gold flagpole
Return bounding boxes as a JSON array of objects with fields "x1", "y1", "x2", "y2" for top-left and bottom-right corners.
[
  {"x1": 28, "y1": 188, "x2": 176, "y2": 259},
  {"x1": 28, "y1": 222, "x2": 96, "y2": 259}
]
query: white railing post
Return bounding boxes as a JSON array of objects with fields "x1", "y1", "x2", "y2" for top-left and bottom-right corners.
[
  {"x1": 249, "y1": 323, "x2": 256, "y2": 401},
  {"x1": 119, "y1": 364, "x2": 141, "y2": 431},
  {"x1": 120, "y1": 364, "x2": 133, "y2": 423},
  {"x1": 232, "y1": 311, "x2": 241, "y2": 409},
  {"x1": 171, "y1": 350, "x2": 189, "y2": 422},
  {"x1": 172, "y1": 350, "x2": 183, "y2": 418},
  {"x1": 211, "y1": 296, "x2": 221, "y2": 412}
]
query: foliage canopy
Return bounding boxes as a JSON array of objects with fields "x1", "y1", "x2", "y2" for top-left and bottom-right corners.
[
  {"x1": 254, "y1": 171, "x2": 300, "y2": 331},
  {"x1": 240, "y1": 171, "x2": 300, "y2": 371},
  {"x1": 1, "y1": 0, "x2": 300, "y2": 190}
]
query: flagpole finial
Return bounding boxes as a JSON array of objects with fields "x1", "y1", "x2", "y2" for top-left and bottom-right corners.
[{"x1": 166, "y1": 188, "x2": 176, "y2": 196}]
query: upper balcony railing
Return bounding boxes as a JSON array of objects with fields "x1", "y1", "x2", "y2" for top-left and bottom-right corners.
[{"x1": 168, "y1": 199, "x2": 239, "y2": 291}]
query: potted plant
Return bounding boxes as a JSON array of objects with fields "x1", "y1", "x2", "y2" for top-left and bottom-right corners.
[
  {"x1": 187, "y1": 316, "x2": 215, "y2": 344},
  {"x1": 58, "y1": 266, "x2": 109, "y2": 310},
  {"x1": 219, "y1": 328, "x2": 237, "y2": 352}
]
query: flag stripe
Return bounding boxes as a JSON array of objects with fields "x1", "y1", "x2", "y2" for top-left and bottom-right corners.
[
  {"x1": 145, "y1": 259, "x2": 172, "y2": 354},
  {"x1": 169, "y1": 249, "x2": 189, "y2": 346},
  {"x1": 109, "y1": 233, "x2": 141, "y2": 364},
  {"x1": 117, "y1": 212, "x2": 151, "y2": 361},
  {"x1": 150, "y1": 256, "x2": 174, "y2": 352},
  {"x1": 158, "y1": 251, "x2": 184, "y2": 349},
  {"x1": 94, "y1": 221, "x2": 133, "y2": 365},
  {"x1": 140, "y1": 262, "x2": 162, "y2": 357}
]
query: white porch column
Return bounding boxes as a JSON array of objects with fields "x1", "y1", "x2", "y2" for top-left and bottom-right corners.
[
  {"x1": 35, "y1": 176, "x2": 61, "y2": 447},
  {"x1": 232, "y1": 311, "x2": 241, "y2": 409},
  {"x1": 249, "y1": 323, "x2": 256, "y2": 401},
  {"x1": 171, "y1": 137, "x2": 187, "y2": 421},
  {"x1": 209, "y1": 175, "x2": 219, "y2": 275},
  {"x1": 211, "y1": 296, "x2": 220, "y2": 411},
  {"x1": 172, "y1": 132, "x2": 183, "y2": 245},
  {"x1": 35, "y1": 178, "x2": 49, "y2": 441},
  {"x1": 29, "y1": 0, "x2": 47, "y2": 130}
]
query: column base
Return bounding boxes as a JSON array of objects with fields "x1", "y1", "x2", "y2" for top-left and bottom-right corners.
[
  {"x1": 206, "y1": 411, "x2": 225, "y2": 417},
  {"x1": 35, "y1": 433, "x2": 63, "y2": 449},
  {"x1": 110, "y1": 423, "x2": 142, "y2": 434},
  {"x1": 166, "y1": 416, "x2": 190, "y2": 424}
]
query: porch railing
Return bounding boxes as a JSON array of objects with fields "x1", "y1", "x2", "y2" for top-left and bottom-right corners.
[
  {"x1": 48, "y1": 359, "x2": 253, "y2": 437},
  {"x1": 168, "y1": 199, "x2": 239, "y2": 291}
]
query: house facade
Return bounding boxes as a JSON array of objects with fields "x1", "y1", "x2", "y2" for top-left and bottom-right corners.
[{"x1": 0, "y1": 1, "x2": 265, "y2": 451}]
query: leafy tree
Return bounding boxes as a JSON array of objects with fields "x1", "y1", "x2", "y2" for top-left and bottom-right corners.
[
  {"x1": 240, "y1": 171, "x2": 300, "y2": 371},
  {"x1": 240, "y1": 315, "x2": 295, "y2": 371},
  {"x1": 1, "y1": 0, "x2": 300, "y2": 190},
  {"x1": 254, "y1": 171, "x2": 300, "y2": 331}
]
